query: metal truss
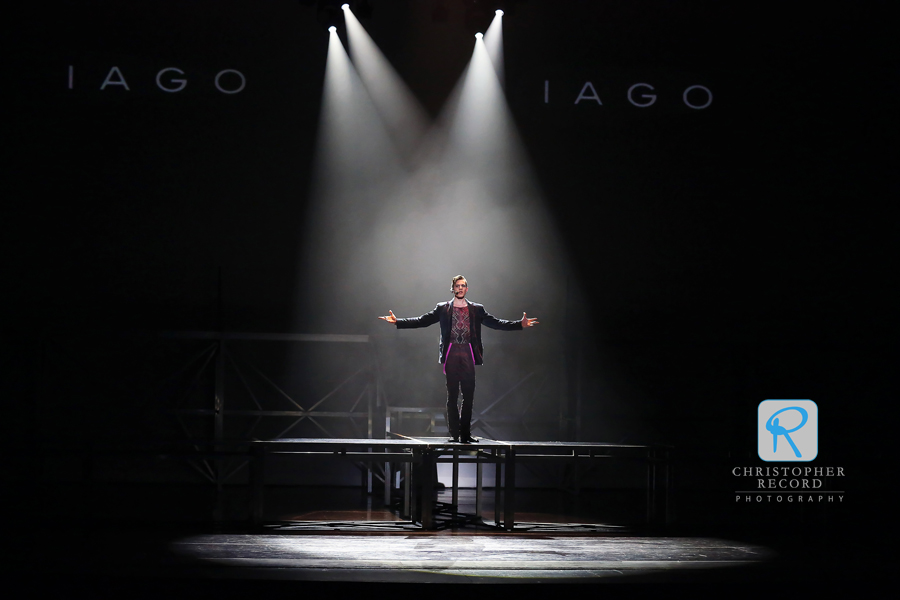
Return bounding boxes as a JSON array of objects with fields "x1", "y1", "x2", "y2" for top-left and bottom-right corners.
[
  {"x1": 155, "y1": 331, "x2": 383, "y2": 488},
  {"x1": 34, "y1": 330, "x2": 385, "y2": 488}
]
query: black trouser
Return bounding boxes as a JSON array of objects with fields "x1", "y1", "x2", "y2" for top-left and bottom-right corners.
[{"x1": 444, "y1": 343, "x2": 476, "y2": 439}]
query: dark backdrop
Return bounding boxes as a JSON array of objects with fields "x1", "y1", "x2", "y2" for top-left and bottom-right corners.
[{"x1": 3, "y1": 1, "x2": 893, "y2": 528}]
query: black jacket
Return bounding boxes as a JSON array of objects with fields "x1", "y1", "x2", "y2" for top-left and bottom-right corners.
[{"x1": 396, "y1": 299, "x2": 522, "y2": 365}]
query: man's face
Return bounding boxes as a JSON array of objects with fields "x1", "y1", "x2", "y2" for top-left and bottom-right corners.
[{"x1": 453, "y1": 279, "x2": 468, "y2": 299}]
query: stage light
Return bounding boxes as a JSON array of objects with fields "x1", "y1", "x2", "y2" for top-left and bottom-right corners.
[
  {"x1": 496, "y1": 10, "x2": 504, "y2": 16},
  {"x1": 328, "y1": 25, "x2": 337, "y2": 33},
  {"x1": 341, "y1": 3, "x2": 348, "y2": 9},
  {"x1": 475, "y1": 32, "x2": 483, "y2": 39}
]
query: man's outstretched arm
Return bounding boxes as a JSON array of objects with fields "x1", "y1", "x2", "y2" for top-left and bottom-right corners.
[
  {"x1": 481, "y1": 309, "x2": 539, "y2": 331},
  {"x1": 378, "y1": 305, "x2": 441, "y2": 328}
]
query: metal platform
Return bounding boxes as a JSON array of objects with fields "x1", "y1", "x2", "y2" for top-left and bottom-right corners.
[{"x1": 249, "y1": 436, "x2": 670, "y2": 531}]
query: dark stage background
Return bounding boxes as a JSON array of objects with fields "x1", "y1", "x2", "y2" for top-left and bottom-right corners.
[{"x1": 3, "y1": 0, "x2": 893, "y2": 535}]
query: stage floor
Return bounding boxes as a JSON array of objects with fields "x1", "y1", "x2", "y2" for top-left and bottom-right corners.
[
  {"x1": 17, "y1": 522, "x2": 864, "y2": 596},
  {"x1": 14, "y1": 484, "x2": 867, "y2": 595},
  {"x1": 22, "y1": 523, "x2": 774, "y2": 584},
  {"x1": 162, "y1": 531, "x2": 774, "y2": 582}
]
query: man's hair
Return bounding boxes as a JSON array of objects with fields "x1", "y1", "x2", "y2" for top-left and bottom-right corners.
[{"x1": 451, "y1": 275, "x2": 467, "y2": 290}]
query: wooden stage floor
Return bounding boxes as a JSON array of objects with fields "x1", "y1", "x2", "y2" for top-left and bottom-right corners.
[{"x1": 12, "y1": 485, "x2": 868, "y2": 597}]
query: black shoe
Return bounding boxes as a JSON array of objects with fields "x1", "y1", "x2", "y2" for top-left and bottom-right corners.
[
  {"x1": 459, "y1": 435, "x2": 478, "y2": 444},
  {"x1": 447, "y1": 436, "x2": 459, "y2": 443}
]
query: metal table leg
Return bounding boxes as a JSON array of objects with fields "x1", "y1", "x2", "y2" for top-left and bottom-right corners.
[
  {"x1": 403, "y1": 459, "x2": 411, "y2": 519},
  {"x1": 384, "y1": 453, "x2": 391, "y2": 507},
  {"x1": 494, "y1": 448, "x2": 501, "y2": 526},
  {"x1": 452, "y1": 447, "x2": 459, "y2": 520},
  {"x1": 476, "y1": 452, "x2": 483, "y2": 520},
  {"x1": 503, "y1": 446, "x2": 516, "y2": 531},
  {"x1": 421, "y1": 449, "x2": 435, "y2": 529},
  {"x1": 250, "y1": 444, "x2": 267, "y2": 526}
]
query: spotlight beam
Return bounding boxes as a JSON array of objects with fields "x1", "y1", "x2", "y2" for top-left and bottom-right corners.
[
  {"x1": 342, "y1": 5, "x2": 429, "y2": 162},
  {"x1": 295, "y1": 25, "x2": 408, "y2": 331},
  {"x1": 483, "y1": 10, "x2": 504, "y2": 86},
  {"x1": 300, "y1": 7, "x2": 576, "y2": 377}
]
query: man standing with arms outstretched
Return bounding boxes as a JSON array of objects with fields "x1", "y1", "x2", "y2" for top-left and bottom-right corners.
[{"x1": 379, "y1": 275, "x2": 539, "y2": 443}]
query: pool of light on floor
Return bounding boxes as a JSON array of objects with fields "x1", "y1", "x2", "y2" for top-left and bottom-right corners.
[{"x1": 168, "y1": 533, "x2": 775, "y2": 580}]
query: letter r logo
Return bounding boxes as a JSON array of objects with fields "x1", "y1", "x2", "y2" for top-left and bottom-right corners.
[{"x1": 758, "y1": 400, "x2": 818, "y2": 462}]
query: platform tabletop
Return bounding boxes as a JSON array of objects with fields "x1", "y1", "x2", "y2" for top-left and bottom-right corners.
[{"x1": 254, "y1": 437, "x2": 662, "y2": 450}]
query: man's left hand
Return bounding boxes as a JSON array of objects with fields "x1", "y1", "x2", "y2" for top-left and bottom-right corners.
[{"x1": 521, "y1": 312, "x2": 539, "y2": 328}]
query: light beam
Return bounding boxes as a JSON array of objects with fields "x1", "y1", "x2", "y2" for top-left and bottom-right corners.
[
  {"x1": 342, "y1": 5, "x2": 429, "y2": 161},
  {"x1": 483, "y1": 9, "x2": 505, "y2": 85}
]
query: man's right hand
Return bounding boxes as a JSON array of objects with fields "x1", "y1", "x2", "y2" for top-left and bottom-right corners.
[{"x1": 378, "y1": 310, "x2": 397, "y2": 324}]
